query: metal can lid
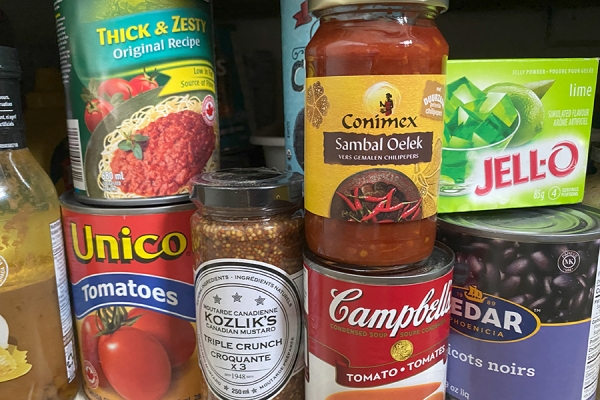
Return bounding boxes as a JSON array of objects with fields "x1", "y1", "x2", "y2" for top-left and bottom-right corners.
[
  {"x1": 0, "y1": 46, "x2": 20, "y2": 79},
  {"x1": 438, "y1": 205, "x2": 600, "y2": 243},
  {"x1": 60, "y1": 190, "x2": 195, "y2": 215},
  {"x1": 303, "y1": 242, "x2": 454, "y2": 284},
  {"x1": 309, "y1": 0, "x2": 449, "y2": 13},
  {"x1": 190, "y1": 168, "x2": 303, "y2": 212}
]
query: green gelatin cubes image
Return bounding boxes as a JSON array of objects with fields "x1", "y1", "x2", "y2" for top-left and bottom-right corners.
[{"x1": 439, "y1": 58, "x2": 599, "y2": 213}]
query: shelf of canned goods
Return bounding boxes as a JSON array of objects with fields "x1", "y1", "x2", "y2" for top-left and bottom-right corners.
[{"x1": 1, "y1": 1, "x2": 600, "y2": 400}]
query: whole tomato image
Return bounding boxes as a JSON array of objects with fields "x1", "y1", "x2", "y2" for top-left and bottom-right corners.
[
  {"x1": 97, "y1": 78, "x2": 134, "y2": 101},
  {"x1": 99, "y1": 326, "x2": 172, "y2": 400},
  {"x1": 128, "y1": 308, "x2": 196, "y2": 368},
  {"x1": 84, "y1": 99, "x2": 113, "y2": 133},
  {"x1": 80, "y1": 314, "x2": 108, "y2": 388},
  {"x1": 129, "y1": 68, "x2": 159, "y2": 96}
]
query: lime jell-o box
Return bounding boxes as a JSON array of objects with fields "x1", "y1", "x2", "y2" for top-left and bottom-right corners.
[{"x1": 439, "y1": 58, "x2": 599, "y2": 213}]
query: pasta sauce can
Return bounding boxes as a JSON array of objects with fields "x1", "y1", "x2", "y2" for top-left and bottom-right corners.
[
  {"x1": 437, "y1": 205, "x2": 600, "y2": 400},
  {"x1": 304, "y1": 245, "x2": 454, "y2": 400},
  {"x1": 54, "y1": 0, "x2": 219, "y2": 206},
  {"x1": 59, "y1": 191, "x2": 207, "y2": 400}
]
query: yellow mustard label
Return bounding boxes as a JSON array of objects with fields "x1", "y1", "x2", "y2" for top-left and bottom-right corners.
[{"x1": 305, "y1": 75, "x2": 445, "y2": 222}]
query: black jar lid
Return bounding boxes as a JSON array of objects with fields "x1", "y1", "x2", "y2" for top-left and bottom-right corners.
[
  {"x1": 190, "y1": 168, "x2": 303, "y2": 214},
  {"x1": 0, "y1": 46, "x2": 20, "y2": 79}
]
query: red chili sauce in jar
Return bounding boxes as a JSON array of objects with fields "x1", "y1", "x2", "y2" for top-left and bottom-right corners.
[{"x1": 304, "y1": 0, "x2": 448, "y2": 267}]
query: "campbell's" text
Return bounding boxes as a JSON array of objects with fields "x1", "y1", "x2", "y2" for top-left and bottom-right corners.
[{"x1": 328, "y1": 281, "x2": 453, "y2": 338}]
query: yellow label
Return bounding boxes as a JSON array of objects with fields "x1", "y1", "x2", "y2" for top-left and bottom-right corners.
[
  {"x1": 305, "y1": 75, "x2": 445, "y2": 222},
  {"x1": 159, "y1": 64, "x2": 216, "y2": 96}
]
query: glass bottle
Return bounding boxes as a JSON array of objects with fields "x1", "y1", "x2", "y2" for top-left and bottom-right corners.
[
  {"x1": 304, "y1": 0, "x2": 449, "y2": 267},
  {"x1": 0, "y1": 46, "x2": 78, "y2": 399},
  {"x1": 190, "y1": 168, "x2": 305, "y2": 400}
]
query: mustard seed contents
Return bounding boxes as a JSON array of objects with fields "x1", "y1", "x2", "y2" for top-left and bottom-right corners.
[
  {"x1": 191, "y1": 168, "x2": 305, "y2": 400},
  {"x1": 192, "y1": 214, "x2": 304, "y2": 274}
]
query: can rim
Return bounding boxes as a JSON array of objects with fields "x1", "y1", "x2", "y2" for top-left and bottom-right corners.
[
  {"x1": 60, "y1": 191, "x2": 195, "y2": 215},
  {"x1": 303, "y1": 242, "x2": 454, "y2": 285},
  {"x1": 437, "y1": 204, "x2": 600, "y2": 243}
]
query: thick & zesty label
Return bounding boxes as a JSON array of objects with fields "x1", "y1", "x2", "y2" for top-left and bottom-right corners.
[
  {"x1": 195, "y1": 259, "x2": 303, "y2": 400},
  {"x1": 304, "y1": 262, "x2": 452, "y2": 399},
  {"x1": 304, "y1": 75, "x2": 445, "y2": 223},
  {"x1": 55, "y1": 0, "x2": 219, "y2": 201},
  {"x1": 61, "y1": 206, "x2": 205, "y2": 400}
]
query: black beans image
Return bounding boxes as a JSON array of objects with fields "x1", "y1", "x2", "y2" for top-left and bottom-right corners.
[{"x1": 437, "y1": 229, "x2": 599, "y2": 324}]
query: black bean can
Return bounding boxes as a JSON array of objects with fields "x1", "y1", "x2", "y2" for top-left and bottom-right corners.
[{"x1": 437, "y1": 205, "x2": 600, "y2": 400}]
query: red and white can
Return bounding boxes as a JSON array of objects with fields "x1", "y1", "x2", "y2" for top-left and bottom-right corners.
[
  {"x1": 303, "y1": 245, "x2": 454, "y2": 400},
  {"x1": 60, "y1": 191, "x2": 206, "y2": 400}
]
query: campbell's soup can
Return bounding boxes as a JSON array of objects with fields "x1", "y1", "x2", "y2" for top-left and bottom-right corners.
[
  {"x1": 437, "y1": 205, "x2": 600, "y2": 400},
  {"x1": 281, "y1": 0, "x2": 318, "y2": 174},
  {"x1": 304, "y1": 245, "x2": 454, "y2": 399},
  {"x1": 54, "y1": 0, "x2": 219, "y2": 206},
  {"x1": 60, "y1": 191, "x2": 207, "y2": 400}
]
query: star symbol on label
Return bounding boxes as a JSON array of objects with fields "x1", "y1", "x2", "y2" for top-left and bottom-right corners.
[
  {"x1": 224, "y1": 385, "x2": 229, "y2": 391},
  {"x1": 255, "y1": 296, "x2": 265, "y2": 306},
  {"x1": 293, "y1": 1, "x2": 312, "y2": 28},
  {"x1": 213, "y1": 294, "x2": 222, "y2": 304},
  {"x1": 252, "y1": 388, "x2": 257, "y2": 393},
  {"x1": 232, "y1": 292, "x2": 242, "y2": 302}
]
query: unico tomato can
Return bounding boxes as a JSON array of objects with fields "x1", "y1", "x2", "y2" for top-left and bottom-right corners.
[
  {"x1": 54, "y1": 0, "x2": 219, "y2": 206},
  {"x1": 437, "y1": 205, "x2": 600, "y2": 400},
  {"x1": 303, "y1": 245, "x2": 454, "y2": 399},
  {"x1": 59, "y1": 191, "x2": 206, "y2": 400}
]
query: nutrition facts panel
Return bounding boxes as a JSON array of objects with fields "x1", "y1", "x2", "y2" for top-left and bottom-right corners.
[
  {"x1": 50, "y1": 219, "x2": 77, "y2": 383},
  {"x1": 582, "y1": 252, "x2": 600, "y2": 400}
]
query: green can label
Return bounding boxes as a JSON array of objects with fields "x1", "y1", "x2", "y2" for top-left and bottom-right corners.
[{"x1": 55, "y1": 0, "x2": 219, "y2": 204}]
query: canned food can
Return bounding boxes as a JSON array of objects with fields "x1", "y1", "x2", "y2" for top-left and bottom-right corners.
[
  {"x1": 304, "y1": 245, "x2": 454, "y2": 399},
  {"x1": 437, "y1": 205, "x2": 600, "y2": 400},
  {"x1": 281, "y1": 0, "x2": 318, "y2": 174},
  {"x1": 54, "y1": 0, "x2": 219, "y2": 206},
  {"x1": 60, "y1": 192, "x2": 206, "y2": 400}
]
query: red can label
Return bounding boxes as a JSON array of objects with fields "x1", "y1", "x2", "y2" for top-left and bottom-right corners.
[
  {"x1": 305, "y1": 263, "x2": 453, "y2": 399},
  {"x1": 61, "y1": 204, "x2": 205, "y2": 400}
]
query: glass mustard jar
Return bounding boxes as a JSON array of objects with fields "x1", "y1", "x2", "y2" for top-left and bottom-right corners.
[
  {"x1": 303, "y1": 0, "x2": 449, "y2": 267},
  {"x1": 190, "y1": 168, "x2": 305, "y2": 400},
  {"x1": 0, "y1": 46, "x2": 79, "y2": 399}
]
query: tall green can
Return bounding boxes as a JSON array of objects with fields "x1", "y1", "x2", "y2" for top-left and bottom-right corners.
[{"x1": 54, "y1": 0, "x2": 219, "y2": 206}]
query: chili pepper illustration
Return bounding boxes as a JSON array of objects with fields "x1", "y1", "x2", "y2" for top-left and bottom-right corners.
[
  {"x1": 361, "y1": 200, "x2": 388, "y2": 222},
  {"x1": 401, "y1": 197, "x2": 423, "y2": 220},
  {"x1": 385, "y1": 202, "x2": 406, "y2": 213},
  {"x1": 353, "y1": 187, "x2": 362, "y2": 211},
  {"x1": 350, "y1": 188, "x2": 397, "y2": 203},
  {"x1": 336, "y1": 191, "x2": 357, "y2": 212}
]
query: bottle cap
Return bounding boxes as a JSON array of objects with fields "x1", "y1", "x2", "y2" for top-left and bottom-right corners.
[
  {"x1": 190, "y1": 168, "x2": 304, "y2": 215},
  {"x1": 308, "y1": 0, "x2": 449, "y2": 13}
]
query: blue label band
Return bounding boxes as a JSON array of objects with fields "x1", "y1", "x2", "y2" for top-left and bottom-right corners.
[{"x1": 72, "y1": 272, "x2": 195, "y2": 321}]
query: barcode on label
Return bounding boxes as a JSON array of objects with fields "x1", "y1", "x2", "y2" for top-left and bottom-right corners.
[
  {"x1": 67, "y1": 119, "x2": 85, "y2": 190},
  {"x1": 50, "y1": 220, "x2": 77, "y2": 382}
]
